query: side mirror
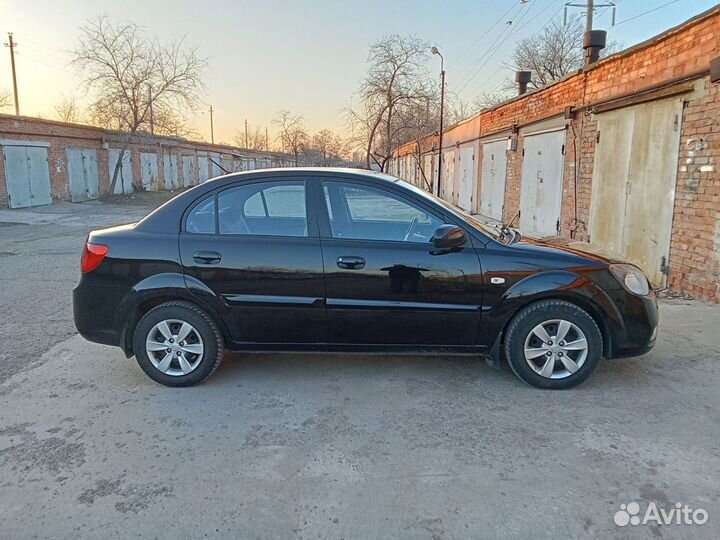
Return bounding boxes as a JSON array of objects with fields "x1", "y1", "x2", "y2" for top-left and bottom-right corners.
[{"x1": 431, "y1": 225, "x2": 466, "y2": 248}]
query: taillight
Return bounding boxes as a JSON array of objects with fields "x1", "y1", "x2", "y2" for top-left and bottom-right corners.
[{"x1": 81, "y1": 243, "x2": 109, "y2": 273}]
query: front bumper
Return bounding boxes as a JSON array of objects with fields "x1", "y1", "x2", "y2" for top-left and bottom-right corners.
[{"x1": 604, "y1": 289, "x2": 658, "y2": 359}]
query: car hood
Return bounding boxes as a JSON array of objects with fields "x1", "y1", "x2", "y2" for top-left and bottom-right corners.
[{"x1": 511, "y1": 235, "x2": 624, "y2": 265}]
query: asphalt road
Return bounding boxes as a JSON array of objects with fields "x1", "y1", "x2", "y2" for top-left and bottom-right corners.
[{"x1": 1, "y1": 195, "x2": 719, "y2": 539}]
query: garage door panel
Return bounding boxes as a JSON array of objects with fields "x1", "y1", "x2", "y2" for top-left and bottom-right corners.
[
  {"x1": 163, "y1": 153, "x2": 179, "y2": 190},
  {"x1": 4, "y1": 146, "x2": 32, "y2": 208},
  {"x1": 480, "y1": 140, "x2": 507, "y2": 221},
  {"x1": 520, "y1": 130, "x2": 566, "y2": 237},
  {"x1": 67, "y1": 148, "x2": 99, "y2": 202},
  {"x1": 458, "y1": 146, "x2": 475, "y2": 212},
  {"x1": 109, "y1": 149, "x2": 133, "y2": 194},
  {"x1": 588, "y1": 114, "x2": 634, "y2": 254},
  {"x1": 140, "y1": 152, "x2": 158, "y2": 191}
]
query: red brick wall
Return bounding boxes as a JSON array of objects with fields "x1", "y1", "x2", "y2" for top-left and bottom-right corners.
[{"x1": 668, "y1": 79, "x2": 720, "y2": 299}]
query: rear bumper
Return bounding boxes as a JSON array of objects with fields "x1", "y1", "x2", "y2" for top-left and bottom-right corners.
[{"x1": 73, "y1": 283, "x2": 123, "y2": 347}]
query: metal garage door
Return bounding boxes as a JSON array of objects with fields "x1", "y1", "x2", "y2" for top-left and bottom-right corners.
[
  {"x1": 198, "y1": 154, "x2": 210, "y2": 183},
  {"x1": 182, "y1": 155, "x2": 198, "y2": 186},
  {"x1": 480, "y1": 139, "x2": 507, "y2": 221},
  {"x1": 589, "y1": 97, "x2": 683, "y2": 287},
  {"x1": 67, "y1": 148, "x2": 99, "y2": 202},
  {"x1": 457, "y1": 145, "x2": 475, "y2": 212},
  {"x1": 441, "y1": 150, "x2": 455, "y2": 203},
  {"x1": 140, "y1": 152, "x2": 158, "y2": 191},
  {"x1": 422, "y1": 153, "x2": 434, "y2": 193},
  {"x1": 520, "y1": 129, "x2": 566, "y2": 237},
  {"x1": 209, "y1": 153, "x2": 222, "y2": 178},
  {"x1": 163, "y1": 153, "x2": 179, "y2": 190},
  {"x1": 3, "y1": 144, "x2": 52, "y2": 208},
  {"x1": 108, "y1": 149, "x2": 134, "y2": 194}
]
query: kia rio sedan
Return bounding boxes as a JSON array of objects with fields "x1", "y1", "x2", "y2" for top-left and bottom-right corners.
[{"x1": 73, "y1": 168, "x2": 657, "y2": 389}]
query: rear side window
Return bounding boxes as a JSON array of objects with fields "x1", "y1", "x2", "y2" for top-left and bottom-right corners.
[
  {"x1": 218, "y1": 181, "x2": 308, "y2": 237},
  {"x1": 186, "y1": 196, "x2": 216, "y2": 234}
]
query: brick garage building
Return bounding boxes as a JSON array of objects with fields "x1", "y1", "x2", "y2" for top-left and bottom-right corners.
[
  {"x1": 390, "y1": 6, "x2": 720, "y2": 302},
  {"x1": 0, "y1": 115, "x2": 290, "y2": 208}
]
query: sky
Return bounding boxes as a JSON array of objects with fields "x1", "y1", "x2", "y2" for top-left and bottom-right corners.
[{"x1": 0, "y1": 0, "x2": 716, "y2": 144}]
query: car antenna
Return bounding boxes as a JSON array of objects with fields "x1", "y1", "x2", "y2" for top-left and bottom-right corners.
[{"x1": 501, "y1": 210, "x2": 520, "y2": 238}]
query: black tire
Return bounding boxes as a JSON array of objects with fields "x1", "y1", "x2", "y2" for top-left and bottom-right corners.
[
  {"x1": 504, "y1": 299, "x2": 603, "y2": 389},
  {"x1": 133, "y1": 301, "x2": 224, "y2": 387}
]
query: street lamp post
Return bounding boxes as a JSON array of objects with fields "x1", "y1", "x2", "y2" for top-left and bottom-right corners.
[{"x1": 431, "y1": 46, "x2": 445, "y2": 197}]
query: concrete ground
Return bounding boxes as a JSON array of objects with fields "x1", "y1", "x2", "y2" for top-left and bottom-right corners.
[{"x1": 0, "y1": 194, "x2": 719, "y2": 540}]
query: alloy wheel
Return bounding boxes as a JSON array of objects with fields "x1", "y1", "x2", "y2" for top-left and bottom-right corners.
[
  {"x1": 145, "y1": 319, "x2": 205, "y2": 376},
  {"x1": 523, "y1": 319, "x2": 589, "y2": 379}
]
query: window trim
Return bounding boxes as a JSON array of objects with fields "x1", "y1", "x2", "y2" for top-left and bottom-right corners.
[{"x1": 317, "y1": 178, "x2": 446, "y2": 245}]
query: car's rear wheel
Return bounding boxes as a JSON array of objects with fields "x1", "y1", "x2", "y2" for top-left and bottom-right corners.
[
  {"x1": 133, "y1": 301, "x2": 224, "y2": 387},
  {"x1": 504, "y1": 300, "x2": 602, "y2": 389}
]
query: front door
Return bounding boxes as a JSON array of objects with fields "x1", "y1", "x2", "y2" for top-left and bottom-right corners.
[
  {"x1": 316, "y1": 179, "x2": 483, "y2": 347},
  {"x1": 180, "y1": 178, "x2": 325, "y2": 344}
]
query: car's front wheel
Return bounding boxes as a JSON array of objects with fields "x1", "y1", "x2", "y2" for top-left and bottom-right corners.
[
  {"x1": 133, "y1": 301, "x2": 224, "y2": 387},
  {"x1": 504, "y1": 300, "x2": 603, "y2": 389}
]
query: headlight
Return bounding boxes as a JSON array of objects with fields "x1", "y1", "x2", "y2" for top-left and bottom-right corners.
[{"x1": 610, "y1": 264, "x2": 651, "y2": 296}]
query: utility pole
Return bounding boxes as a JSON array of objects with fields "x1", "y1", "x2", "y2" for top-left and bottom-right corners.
[
  {"x1": 209, "y1": 105, "x2": 214, "y2": 144},
  {"x1": 586, "y1": 0, "x2": 594, "y2": 31},
  {"x1": 431, "y1": 47, "x2": 445, "y2": 197},
  {"x1": 148, "y1": 86, "x2": 154, "y2": 135},
  {"x1": 244, "y1": 119, "x2": 249, "y2": 148},
  {"x1": 265, "y1": 127, "x2": 269, "y2": 151},
  {"x1": 5, "y1": 33, "x2": 20, "y2": 116},
  {"x1": 564, "y1": 1, "x2": 616, "y2": 31}
]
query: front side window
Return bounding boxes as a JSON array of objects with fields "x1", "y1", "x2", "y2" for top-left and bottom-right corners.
[
  {"x1": 218, "y1": 181, "x2": 307, "y2": 237},
  {"x1": 323, "y1": 182, "x2": 443, "y2": 243}
]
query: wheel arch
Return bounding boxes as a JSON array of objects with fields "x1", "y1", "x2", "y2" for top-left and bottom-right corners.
[
  {"x1": 487, "y1": 290, "x2": 612, "y2": 367},
  {"x1": 118, "y1": 276, "x2": 230, "y2": 357}
]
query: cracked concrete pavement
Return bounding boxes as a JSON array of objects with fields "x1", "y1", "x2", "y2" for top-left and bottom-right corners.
[{"x1": 1, "y1": 195, "x2": 719, "y2": 539}]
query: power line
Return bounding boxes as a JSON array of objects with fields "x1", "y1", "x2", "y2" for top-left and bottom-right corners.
[
  {"x1": 464, "y1": 2, "x2": 566, "y2": 100},
  {"x1": 453, "y1": 2, "x2": 519, "y2": 65},
  {"x1": 452, "y1": 1, "x2": 528, "y2": 85},
  {"x1": 614, "y1": 0, "x2": 679, "y2": 27},
  {"x1": 455, "y1": 0, "x2": 538, "y2": 97}
]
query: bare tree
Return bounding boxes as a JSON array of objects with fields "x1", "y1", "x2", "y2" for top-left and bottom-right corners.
[
  {"x1": 274, "y1": 110, "x2": 307, "y2": 166},
  {"x1": 349, "y1": 35, "x2": 435, "y2": 171},
  {"x1": 54, "y1": 96, "x2": 83, "y2": 123},
  {"x1": 473, "y1": 91, "x2": 514, "y2": 111},
  {"x1": 308, "y1": 129, "x2": 348, "y2": 166},
  {"x1": 234, "y1": 125, "x2": 268, "y2": 151},
  {"x1": 73, "y1": 16, "x2": 205, "y2": 193},
  {"x1": 0, "y1": 90, "x2": 12, "y2": 111}
]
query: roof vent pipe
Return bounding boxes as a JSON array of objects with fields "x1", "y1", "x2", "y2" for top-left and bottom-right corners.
[
  {"x1": 515, "y1": 71, "x2": 532, "y2": 95},
  {"x1": 584, "y1": 30, "x2": 607, "y2": 66}
]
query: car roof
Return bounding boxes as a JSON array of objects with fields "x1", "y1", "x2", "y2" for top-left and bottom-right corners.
[{"x1": 205, "y1": 167, "x2": 396, "y2": 183}]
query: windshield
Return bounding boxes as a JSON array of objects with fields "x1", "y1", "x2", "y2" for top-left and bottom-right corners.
[{"x1": 385, "y1": 175, "x2": 506, "y2": 241}]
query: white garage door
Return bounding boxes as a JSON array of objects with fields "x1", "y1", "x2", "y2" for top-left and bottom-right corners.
[
  {"x1": 198, "y1": 154, "x2": 210, "y2": 183},
  {"x1": 589, "y1": 97, "x2": 683, "y2": 287},
  {"x1": 441, "y1": 150, "x2": 455, "y2": 203},
  {"x1": 480, "y1": 139, "x2": 507, "y2": 221},
  {"x1": 519, "y1": 129, "x2": 566, "y2": 237},
  {"x1": 108, "y1": 149, "x2": 134, "y2": 194},
  {"x1": 2, "y1": 144, "x2": 52, "y2": 208},
  {"x1": 163, "y1": 153, "x2": 179, "y2": 190},
  {"x1": 67, "y1": 148, "x2": 99, "y2": 202},
  {"x1": 457, "y1": 145, "x2": 475, "y2": 212},
  {"x1": 140, "y1": 152, "x2": 158, "y2": 191},
  {"x1": 182, "y1": 155, "x2": 198, "y2": 186}
]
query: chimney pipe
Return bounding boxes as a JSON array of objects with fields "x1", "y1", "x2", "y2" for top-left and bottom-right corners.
[
  {"x1": 583, "y1": 30, "x2": 607, "y2": 66},
  {"x1": 515, "y1": 71, "x2": 532, "y2": 95}
]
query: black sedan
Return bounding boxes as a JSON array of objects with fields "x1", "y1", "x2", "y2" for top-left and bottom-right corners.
[{"x1": 73, "y1": 168, "x2": 657, "y2": 389}]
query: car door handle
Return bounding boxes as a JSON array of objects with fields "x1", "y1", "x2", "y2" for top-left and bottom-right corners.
[
  {"x1": 193, "y1": 251, "x2": 222, "y2": 264},
  {"x1": 337, "y1": 256, "x2": 365, "y2": 270}
]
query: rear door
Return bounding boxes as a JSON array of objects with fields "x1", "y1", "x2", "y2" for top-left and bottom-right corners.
[
  {"x1": 315, "y1": 178, "x2": 483, "y2": 347},
  {"x1": 179, "y1": 177, "x2": 326, "y2": 344}
]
